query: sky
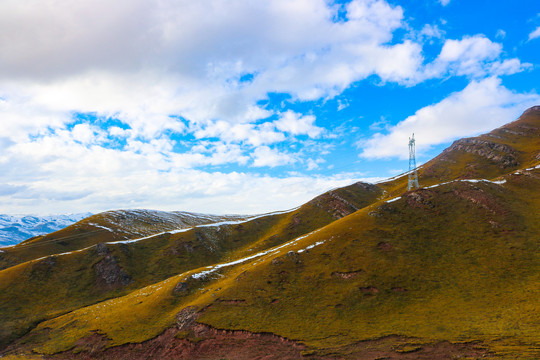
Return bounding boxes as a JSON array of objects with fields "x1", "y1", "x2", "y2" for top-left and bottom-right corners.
[{"x1": 0, "y1": 0, "x2": 539, "y2": 216}]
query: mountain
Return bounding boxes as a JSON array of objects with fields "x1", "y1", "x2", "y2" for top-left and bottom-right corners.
[
  {"x1": 0, "y1": 209, "x2": 251, "y2": 268},
  {"x1": 0, "y1": 213, "x2": 92, "y2": 247},
  {"x1": 0, "y1": 107, "x2": 539, "y2": 360}
]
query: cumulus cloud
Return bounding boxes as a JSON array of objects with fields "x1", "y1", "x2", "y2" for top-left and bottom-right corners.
[
  {"x1": 0, "y1": 0, "x2": 411, "y2": 125},
  {"x1": 360, "y1": 77, "x2": 540, "y2": 159},
  {"x1": 0, "y1": 1, "x2": 525, "y2": 138},
  {"x1": 274, "y1": 111, "x2": 323, "y2": 138},
  {"x1": 251, "y1": 146, "x2": 296, "y2": 167},
  {"x1": 424, "y1": 35, "x2": 528, "y2": 79},
  {"x1": 419, "y1": 24, "x2": 445, "y2": 40}
]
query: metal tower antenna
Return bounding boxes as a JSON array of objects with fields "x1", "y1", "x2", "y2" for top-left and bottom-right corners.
[{"x1": 408, "y1": 133, "x2": 419, "y2": 191}]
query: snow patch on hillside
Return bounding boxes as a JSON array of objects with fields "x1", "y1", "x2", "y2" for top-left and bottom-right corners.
[{"x1": 107, "y1": 207, "x2": 301, "y2": 245}]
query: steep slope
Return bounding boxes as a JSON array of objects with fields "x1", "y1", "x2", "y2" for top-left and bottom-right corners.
[
  {"x1": 0, "y1": 213, "x2": 91, "y2": 247},
  {"x1": 1, "y1": 106, "x2": 539, "y2": 359},
  {"x1": 0, "y1": 182, "x2": 383, "y2": 349}
]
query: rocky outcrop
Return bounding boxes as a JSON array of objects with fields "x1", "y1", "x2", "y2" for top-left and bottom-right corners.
[
  {"x1": 94, "y1": 245, "x2": 131, "y2": 289},
  {"x1": 175, "y1": 306, "x2": 199, "y2": 330},
  {"x1": 314, "y1": 182, "x2": 381, "y2": 219},
  {"x1": 441, "y1": 138, "x2": 519, "y2": 168},
  {"x1": 331, "y1": 269, "x2": 364, "y2": 279}
]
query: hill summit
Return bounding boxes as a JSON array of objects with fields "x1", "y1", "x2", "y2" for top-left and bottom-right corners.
[{"x1": 1, "y1": 106, "x2": 539, "y2": 359}]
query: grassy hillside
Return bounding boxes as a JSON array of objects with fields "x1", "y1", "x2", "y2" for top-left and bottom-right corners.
[
  {"x1": 0, "y1": 182, "x2": 382, "y2": 349},
  {"x1": 1, "y1": 107, "x2": 539, "y2": 359},
  {"x1": 12, "y1": 166, "x2": 539, "y2": 359}
]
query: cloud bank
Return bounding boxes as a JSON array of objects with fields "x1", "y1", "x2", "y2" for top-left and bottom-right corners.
[{"x1": 0, "y1": 0, "x2": 536, "y2": 215}]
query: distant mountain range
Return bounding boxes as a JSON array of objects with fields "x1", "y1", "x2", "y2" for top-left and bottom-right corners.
[
  {"x1": 1, "y1": 106, "x2": 539, "y2": 359},
  {"x1": 0, "y1": 213, "x2": 92, "y2": 247}
]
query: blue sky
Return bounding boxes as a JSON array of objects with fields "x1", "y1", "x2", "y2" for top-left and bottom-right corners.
[{"x1": 0, "y1": 0, "x2": 539, "y2": 215}]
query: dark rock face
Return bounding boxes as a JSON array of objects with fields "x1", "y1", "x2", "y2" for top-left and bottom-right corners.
[
  {"x1": 354, "y1": 182, "x2": 380, "y2": 192},
  {"x1": 312, "y1": 181, "x2": 381, "y2": 220},
  {"x1": 94, "y1": 254, "x2": 131, "y2": 289},
  {"x1": 173, "y1": 281, "x2": 190, "y2": 295},
  {"x1": 30, "y1": 256, "x2": 57, "y2": 278},
  {"x1": 442, "y1": 138, "x2": 519, "y2": 168},
  {"x1": 95, "y1": 243, "x2": 109, "y2": 256}
]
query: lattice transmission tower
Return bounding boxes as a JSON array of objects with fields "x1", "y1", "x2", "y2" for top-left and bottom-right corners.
[{"x1": 408, "y1": 133, "x2": 419, "y2": 191}]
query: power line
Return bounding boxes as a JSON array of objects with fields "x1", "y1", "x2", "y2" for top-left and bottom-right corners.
[{"x1": 5, "y1": 228, "x2": 111, "y2": 251}]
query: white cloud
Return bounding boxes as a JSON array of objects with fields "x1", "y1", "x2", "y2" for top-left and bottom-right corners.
[
  {"x1": 529, "y1": 26, "x2": 540, "y2": 40},
  {"x1": 422, "y1": 35, "x2": 528, "y2": 79},
  {"x1": 251, "y1": 146, "x2": 296, "y2": 167},
  {"x1": 274, "y1": 110, "x2": 323, "y2": 138},
  {"x1": 438, "y1": 36, "x2": 500, "y2": 62},
  {"x1": 306, "y1": 158, "x2": 325, "y2": 170},
  {"x1": 192, "y1": 120, "x2": 284, "y2": 146},
  {"x1": 495, "y1": 29, "x2": 506, "y2": 39},
  {"x1": 0, "y1": 1, "x2": 525, "y2": 142},
  {"x1": 0, "y1": 0, "x2": 534, "y2": 215},
  {"x1": 0, "y1": 0, "x2": 410, "y2": 121},
  {"x1": 109, "y1": 126, "x2": 131, "y2": 138},
  {"x1": 360, "y1": 77, "x2": 540, "y2": 159},
  {"x1": 419, "y1": 24, "x2": 444, "y2": 39},
  {"x1": 71, "y1": 124, "x2": 97, "y2": 144},
  {"x1": 428, "y1": 35, "x2": 499, "y2": 76},
  {"x1": 439, "y1": 0, "x2": 451, "y2": 6},
  {"x1": 337, "y1": 99, "x2": 349, "y2": 111},
  {"x1": 489, "y1": 59, "x2": 531, "y2": 76}
]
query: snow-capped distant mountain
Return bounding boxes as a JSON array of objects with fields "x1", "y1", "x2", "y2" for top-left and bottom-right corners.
[{"x1": 0, "y1": 213, "x2": 92, "y2": 247}]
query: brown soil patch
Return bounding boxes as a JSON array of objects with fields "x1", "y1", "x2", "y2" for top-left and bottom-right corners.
[
  {"x1": 216, "y1": 299, "x2": 246, "y2": 305},
  {"x1": 331, "y1": 270, "x2": 364, "y2": 279},
  {"x1": 46, "y1": 331, "x2": 493, "y2": 360},
  {"x1": 359, "y1": 286, "x2": 379, "y2": 294},
  {"x1": 324, "y1": 335, "x2": 493, "y2": 359},
  {"x1": 50, "y1": 326, "x2": 307, "y2": 360},
  {"x1": 452, "y1": 185, "x2": 505, "y2": 215},
  {"x1": 377, "y1": 241, "x2": 394, "y2": 251},
  {"x1": 391, "y1": 287, "x2": 407, "y2": 292}
]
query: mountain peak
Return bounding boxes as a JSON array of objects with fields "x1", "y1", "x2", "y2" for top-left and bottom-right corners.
[
  {"x1": 499, "y1": 105, "x2": 540, "y2": 132},
  {"x1": 420, "y1": 106, "x2": 540, "y2": 183},
  {"x1": 519, "y1": 105, "x2": 540, "y2": 117}
]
